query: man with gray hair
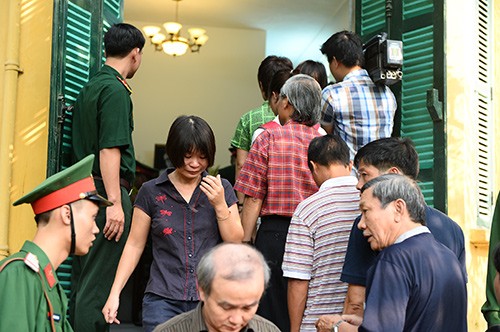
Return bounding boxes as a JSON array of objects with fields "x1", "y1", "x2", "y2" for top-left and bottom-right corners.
[
  {"x1": 316, "y1": 174, "x2": 467, "y2": 332},
  {"x1": 153, "y1": 243, "x2": 279, "y2": 332},
  {"x1": 235, "y1": 74, "x2": 324, "y2": 330}
]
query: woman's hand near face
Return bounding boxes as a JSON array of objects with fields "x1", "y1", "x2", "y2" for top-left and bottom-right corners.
[
  {"x1": 200, "y1": 174, "x2": 226, "y2": 208},
  {"x1": 201, "y1": 174, "x2": 244, "y2": 242}
]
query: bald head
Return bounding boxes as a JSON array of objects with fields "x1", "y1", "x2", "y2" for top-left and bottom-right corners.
[{"x1": 197, "y1": 243, "x2": 270, "y2": 296}]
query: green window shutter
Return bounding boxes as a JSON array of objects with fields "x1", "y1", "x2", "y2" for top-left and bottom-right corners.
[
  {"x1": 400, "y1": 24, "x2": 435, "y2": 206},
  {"x1": 359, "y1": 0, "x2": 386, "y2": 37},
  {"x1": 104, "y1": 0, "x2": 122, "y2": 20},
  {"x1": 356, "y1": 0, "x2": 446, "y2": 210},
  {"x1": 64, "y1": 1, "x2": 92, "y2": 104},
  {"x1": 475, "y1": 0, "x2": 494, "y2": 227},
  {"x1": 49, "y1": 0, "x2": 123, "y2": 306}
]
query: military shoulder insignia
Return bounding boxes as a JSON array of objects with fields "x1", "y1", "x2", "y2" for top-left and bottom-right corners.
[
  {"x1": 116, "y1": 76, "x2": 133, "y2": 94},
  {"x1": 24, "y1": 252, "x2": 39, "y2": 272}
]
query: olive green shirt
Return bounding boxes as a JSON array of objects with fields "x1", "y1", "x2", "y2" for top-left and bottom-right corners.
[
  {"x1": 71, "y1": 65, "x2": 136, "y2": 185},
  {"x1": 153, "y1": 302, "x2": 280, "y2": 332},
  {"x1": 0, "y1": 241, "x2": 73, "y2": 331}
]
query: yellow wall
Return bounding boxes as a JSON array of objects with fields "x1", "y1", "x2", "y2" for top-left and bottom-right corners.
[
  {"x1": 496, "y1": 0, "x2": 500, "y2": 182},
  {"x1": 0, "y1": 2, "x2": 6, "y2": 114},
  {"x1": 7, "y1": 0, "x2": 53, "y2": 254},
  {"x1": 446, "y1": 0, "x2": 498, "y2": 330}
]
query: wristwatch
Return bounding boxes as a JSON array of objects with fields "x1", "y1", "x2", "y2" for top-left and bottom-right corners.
[{"x1": 332, "y1": 319, "x2": 344, "y2": 332}]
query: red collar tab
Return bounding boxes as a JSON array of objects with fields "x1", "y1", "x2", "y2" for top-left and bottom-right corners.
[
  {"x1": 31, "y1": 177, "x2": 96, "y2": 214},
  {"x1": 116, "y1": 76, "x2": 132, "y2": 94},
  {"x1": 44, "y1": 264, "x2": 56, "y2": 288}
]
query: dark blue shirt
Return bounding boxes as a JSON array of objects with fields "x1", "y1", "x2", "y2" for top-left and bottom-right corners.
[
  {"x1": 360, "y1": 232, "x2": 467, "y2": 332},
  {"x1": 134, "y1": 169, "x2": 238, "y2": 301},
  {"x1": 341, "y1": 205, "x2": 466, "y2": 286}
]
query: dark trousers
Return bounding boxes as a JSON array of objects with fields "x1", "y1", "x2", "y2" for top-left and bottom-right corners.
[
  {"x1": 142, "y1": 293, "x2": 198, "y2": 332},
  {"x1": 69, "y1": 183, "x2": 132, "y2": 332},
  {"x1": 255, "y1": 215, "x2": 291, "y2": 332}
]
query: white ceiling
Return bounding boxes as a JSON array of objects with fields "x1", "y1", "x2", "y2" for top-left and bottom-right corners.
[{"x1": 124, "y1": 0, "x2": 353, "y2": 64}]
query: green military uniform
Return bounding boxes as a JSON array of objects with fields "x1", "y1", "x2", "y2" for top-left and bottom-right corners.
[
  {"x1": 70, "y1": 65, "x2": 135, "y2": 332},
  {"x1": 71, "y1": 65, "x2": 136, "y2": 185},
  {"x1": 0, "y1": 241, "x2": 73, "y2": 332},
  {"x1": 482, "y1": 192, "x2": 500, "y2": 331},
  {"x1": 0, "y1": 155, "x2": 111, "y2": 332}
]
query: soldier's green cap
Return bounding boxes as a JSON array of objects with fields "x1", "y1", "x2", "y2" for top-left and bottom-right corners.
[{"x1": 13, "y1": 154, "x2": 113, "y2": 215}]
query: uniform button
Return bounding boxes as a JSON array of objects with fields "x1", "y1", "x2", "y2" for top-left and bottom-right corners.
[
  {"x1": 189, "y1": 269, "x2": 194, "y2": 273},
  {"x1": 188, "y1": 253, "x2": 193, "y2": 258},
  {"x1": 187, "y1": 236, "x2": 192, "y2": 240}
]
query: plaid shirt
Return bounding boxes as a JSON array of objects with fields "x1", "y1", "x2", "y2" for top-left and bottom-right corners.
[
  {"x1": 320, "y1": 69, "x2": 397, "y2": 159},
  {"x1": 231, "y1": 101, "x2": 274, "y2": 151},
  {"x1": 234, "y1": 121, "x2": 321, "y2": 217}
]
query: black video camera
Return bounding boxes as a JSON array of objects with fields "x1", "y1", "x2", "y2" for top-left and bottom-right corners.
[{"x1": 363, "y1": 32, "x2": 403, "y2": 86}]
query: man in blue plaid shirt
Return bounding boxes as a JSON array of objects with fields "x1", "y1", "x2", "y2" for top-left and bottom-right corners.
[{"x1": 320, "y1": 30, "x2": 397, "y2": 160}]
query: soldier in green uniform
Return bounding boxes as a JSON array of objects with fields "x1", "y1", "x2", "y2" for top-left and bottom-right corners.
[
  {"x1": 0, "y1": 154, "x2": 112, "y2": 332},
  {"x1": 482, "y1": 192, "x2": 500, "y2": 332},
  {"x1": 69, "y1": 23, "x2": 145, "y2": 331}
]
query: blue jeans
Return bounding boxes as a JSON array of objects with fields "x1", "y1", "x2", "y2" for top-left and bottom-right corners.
[{"x1": 142, "y1": 292, "x2": 198, "y2": 332}]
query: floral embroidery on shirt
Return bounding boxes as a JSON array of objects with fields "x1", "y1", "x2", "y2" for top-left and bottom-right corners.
[
  {"x1": 162, "y1": 227, "x2": 173, "y2": 236},
  {"x1": 156, "y1": 194, "x2": 167, "y2": 203},
  {"x1": 160, "y1": 209, "x2": 172, "y2": 216}
]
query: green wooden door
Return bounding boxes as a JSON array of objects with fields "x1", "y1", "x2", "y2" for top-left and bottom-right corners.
[
  {"x1": 356, "y1": 0, "x2": 447, "y2": 211},
  {"x1": 48, "y1": 0, "x2": 123, "y2": 299},
  {"x1": 48, "y1": 0, "x2": 123, "y2": 175}
]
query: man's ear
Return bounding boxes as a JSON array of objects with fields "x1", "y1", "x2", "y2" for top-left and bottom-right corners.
[
  {"x1": 59, "y1": 205, "x2": 72, "y2": 226},
  {"x1": 331, "y1": 56, "x2": 338, "y2": 67},
  {"x1": 272, "y1": 91, "x2": 279, "y2": 102},
  {"x1": 309, "y1": 160, "x2": 318, "y2": 173},
  {"x1": 393, "y1": 198, "x2": 406, "y2": 222},
  {"x1": 132, "y1": 48, "x2": 141, "y2": 60},
  {"x1": 347, "y1": 160, "x2": 353, "y2": 172},
  {"x1": 387, "y1": 166, "x2": 402, "y2": 175},
  {"x1": 199, "y1": 288, "x2": 206, "y2": 302}
]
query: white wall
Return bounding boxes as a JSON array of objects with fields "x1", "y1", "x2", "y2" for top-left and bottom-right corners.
[
  {"x1": 265, "y1": 0, "x2": 354, "y2": 66},
  {"x1": 129, "y1": 22, "x2": 266, "y2": 169},
  {"x1": 129, "y1": 2, "x2": 353, "y2": 169}
]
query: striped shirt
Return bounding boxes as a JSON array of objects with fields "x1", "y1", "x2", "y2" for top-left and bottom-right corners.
[
  {"x1": 320, "y1": 69, "x2": 397, "y2": 159},
  {"x1": 234, "y1": 121, "x2": 321, "y2": 217},
  {"x1": 231, "y1": 101, "x2": 274, "y2": 151},
  {"x1": 282, "y1": 176, "x2": 360, "y2": 331}
]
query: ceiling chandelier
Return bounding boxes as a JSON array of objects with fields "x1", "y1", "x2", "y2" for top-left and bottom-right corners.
[{"x1": 143, "y1": 0, "x2": 208, "y2": 57}]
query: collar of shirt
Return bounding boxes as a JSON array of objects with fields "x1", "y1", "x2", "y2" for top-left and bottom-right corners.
[
  {"x1": 394, "y1": 225, "x2": 430, "y2": 244},
  {"x1": 342, "y1": 68, "x2": 370, "y2": 82},
  {"x1": 101, "y1": 65, "x2": 132, "y2": 94},
  {"x1": 102, "y1": 64, "x2": 121, "y2": 78},
  {"x1": 319, "y1": 175, "x2": 358, "y2": 191},
  {"x1": 194, "y1": 303, "x2": 254, "y2": 332},
  {"x1": 20, "y1": 240, "x2": 59, "y2": 289}
]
